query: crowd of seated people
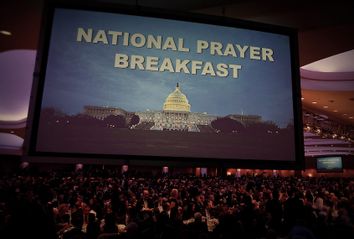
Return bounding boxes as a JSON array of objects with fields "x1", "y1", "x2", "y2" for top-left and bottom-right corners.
[
  {"x1": 303, "y1": 110, "x2": 354, "y2": 141},
  {"x1": 0, "y1": 167, "x2": 353, "y2": 239}
]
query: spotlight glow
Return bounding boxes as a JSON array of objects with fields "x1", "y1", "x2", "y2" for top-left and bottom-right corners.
[{"x1": 0, "y1": 30, "x2": 12, "y2": 36}]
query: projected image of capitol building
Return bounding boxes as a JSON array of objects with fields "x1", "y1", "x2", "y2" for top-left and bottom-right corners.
[
  {"x1": 84, "y1": 83, "x2": 262, "y2": 132},
  {"x1": 136, "y1": 83, "x2": 216, "y2": 132}
]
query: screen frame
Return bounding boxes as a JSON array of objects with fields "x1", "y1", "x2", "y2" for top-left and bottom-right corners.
[
  {"x1": 24, "y1": 1, "x2": 304, "y2": 170},
  {"x1": 316, "y1": 155, "x2": 343, "y2": 173}
]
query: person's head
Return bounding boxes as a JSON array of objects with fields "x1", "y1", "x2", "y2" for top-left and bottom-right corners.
[
  {"x1": 126, "y1": 222, "x2": 139, "y2": 236},
  {"x1": 103, "y1": 212, "x2": 117, "y2": 233},
  {"x1": 88, "y1": 212, "x2": 96, "y2": 223},
  {"x1": 143, "y1": 189, "x2": 149, "y2": 199},
  {"x1": 194, "y1": 212, "x2": 202, "y2": 222},
  {"x1": 170, "y1": 200, "x2": 176, "y2": 208},
  {"x1": 199, "y1": 194, "x2": 205, "y2": 202},
  {"x1": 163, "y1": 201, "x2": 170, "y2": 212},
  {"x1": 305, "y1": 191, "x2": 314, "y2": 204},
  {"x1": 171, "y1": 188, "x2": 179, "y2": 199},
  {"x1": 71, "y1": 210, "x2": 84, "y2": 229}
]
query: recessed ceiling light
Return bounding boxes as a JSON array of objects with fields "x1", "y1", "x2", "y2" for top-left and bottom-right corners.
[
  {"x1": 323, "y1": 105, "x2": 328, "y2": 108},
  {"x1": 333, "y1": 110, "x2": 338, "y2": 112},
  {"x1": 349, "y1": 116, "x2": 354, "y2": 119},
  {"x1": 301, "y1": 97, "x2": 304, "y2": 101},
  {"x1": 0, "y1": 30, "x2": 12, "y2": 36},
  {"x1": 311, "y1": 101, "x2": 317, "y2": 104},
  {"x1": 343, "y1": 113, "x2": 347, "y2": 116}
]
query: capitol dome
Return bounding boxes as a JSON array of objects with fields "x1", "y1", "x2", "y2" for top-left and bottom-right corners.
[{"x1": 163, "y1": 83, "x2": 191, "y2": 112}]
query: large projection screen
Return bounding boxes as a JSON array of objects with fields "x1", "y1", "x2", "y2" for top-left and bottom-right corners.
[{"x1": 27, "y1": 3, "x2": 303, "y2": 168}]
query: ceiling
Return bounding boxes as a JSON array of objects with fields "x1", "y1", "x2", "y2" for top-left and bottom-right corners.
[{"x1": 0, "y1": 0, "x2": 353, "y2": 156}]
